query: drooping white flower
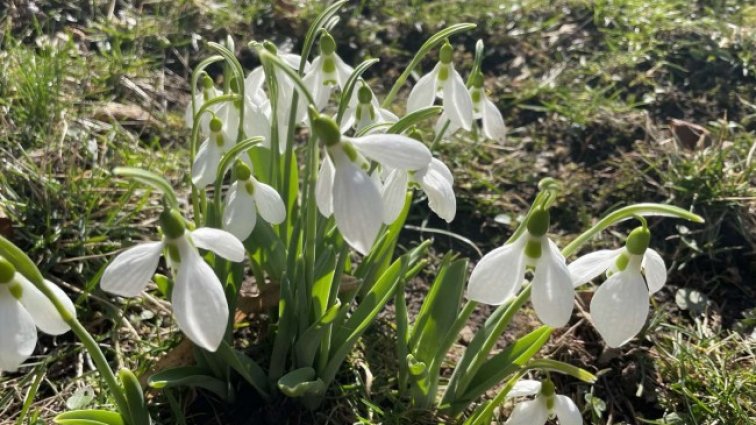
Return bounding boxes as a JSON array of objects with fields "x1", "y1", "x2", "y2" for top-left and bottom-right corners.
[
  {"x1": 505, "y1": 379, "x2": 582, "y2": 425},
  {"x1": 407, "y1": 41, "x2": 474, "y2": 132},
  {"x1": 569, "y1": 226, "x2": 667, "y2": 348},
  {"x1": 313, "y1": 116, "x2": 432, "y2": 255},
  {"x1": 304, "y1": 32, "x2": 354, "y2": 111},
  {"x1": 341, "y1": 82, "x2": 398, "y2": 133},
  {"x1": 223, "y1": 161, "x2": 286, "y2": 241},
  {"x1": 470, "y1": 72, "x2": 506, "y2": 142},
  {"x1": 466, "y1": 207, "x2": 575, "y2": 327},
  {"x1": 192, "y1": 115, "x2": 235, "y2": 188},
  {"x1": 381, "y1": 157, "x2": 456, "y2": 224},
  {"x1": 100, "y1": 210, "x2": 245, "y2": 352},
  {"x1": 0, "y1": 256, "x2": 75, "y2": 373}
]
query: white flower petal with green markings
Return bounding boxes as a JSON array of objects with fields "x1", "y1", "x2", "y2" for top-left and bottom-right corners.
[
  {"x1": 223, "y1": 182, "x2": 257, "y2": 241},
  {"x1": 507, "y1": 379, "x2": 542, "y2": 398},
  {"x1": 381, "y1": 169, "x2": 408, "y2": 224},
  {"x1": 101, "y1": 241, "x2": 163, "y2": 297},
  {"x1": 407, "y1": 64, "x2": 440, "y2": 113},
  {"x1": 333, "y1": 158, "x2": 383, "y2": 255},
  {"x1": 504, "y1": 396, "x2": 549, "y2": 425},
  {"x1": 642, "y1": 248, "x2": 667, "y2": 294},
  {"x1": 171, "y1": 241, "x2": 229, "y2": 352},
  {"x1": 531, "y1": 239, "x2": 575, "y2": 328},
  {"x1": 316, "y1": 153, "x2": 335, "y2": 217},
  {"x1": 568, "y1": 248, "x2": 622, "y2": 287},
  {"x1": 192, "y1": 138, "x2": 223, "y2": 188},
  {"x1": 442, "y1": 66, "x2": 473, "y2": 131},
  {"x1": 17, "y1": 275, "x2": 73, "y2": 335},
  {"x1": 253, "y1": 180, "x2": 286, "y2": 225},
  {"x1": 334, "y1": 55, "x2": 354, "y2": 87},
  {"x1": 0, "y1": 287, "x2": 37, "y2": 372},
  {"x1": 416, "y1": 158, "x2": 456, "y2": 222},
  {"x1": 190, "y1": 228, "x2": 245, "y2": 263},
  {"x1": 466, "y1": 236, "x2": 527, "y2": 305},
  {"x1": 554, "y1": 395, "x2": 583, "y2": 425},
  {"x1": 481, "y1": 96, "x2": 507, "y2": 142},
  {"x1": 349, "y1": 134, "x2": 432, "y2": 170},
  {"x1": 591, "y1": 269, "x2": 649, "y2": 348}
]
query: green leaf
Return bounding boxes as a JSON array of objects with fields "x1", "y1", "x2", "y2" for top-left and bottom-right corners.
[
  {"x1": 526, "y1": 359, "x2": 597, "y2": 383},
  {"x1": 216, "y1": 342, "x2": 271, "y2": 399},
  {"x1": 54, "y1": 410, "x2": 124, "y2": 425},
  {"x1": 147, "y1": 366, "x2": 229, "y2": 400},
  {"x1": 118, "y1": 369, "x2": 150, "y2": 425},
  {"x1": 386, "y1": 106, "x2": 443, "y2": 135},
  {"x1": 277, "y1": 367, "x2": 326, "y2": 398},
  {"x1": 454, "y1": 326, "x2": 552, "y2": 410},
  {"x1": 336, "y1": 58, "x2": 380, "y2": 123},
  {"x1": 112, "y1": 167, "x2": 179, "y2": 209},
  {"x1": 243, "y1": 219, "x2": 286, "y2": 282}
]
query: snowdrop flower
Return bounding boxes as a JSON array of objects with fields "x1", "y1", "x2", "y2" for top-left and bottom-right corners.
[
  {"x1": 223, "y1": 161, "x2": 286, "y2": 241},
  {"x1": 569, "y1": 225, "x2": 666, "y2": 347},
  {"x1": 241, "y1": 67, "x2": 272, "y2": 145},
  {"x1": 304, "y1": 31, "x2": 353, "y2": 111},
  {"x1": 407, "y1": 41, "x2": 473, "y2": 132},
  {"x1": 101, "y1": 209, "x2": 245, "y2": 351},
  {"x1": 313, "y1": 115, "x2": 432, "y2": 255},
  {"x1": 184, "y1": 73, "x2": 220, "y2": 133},
  {"x1": 470, "y1": 72, "x2": 506, "y2": 142},
  {"x1": 0, "y1": 256, "x2": 75, "y2": 372},
  {"x1": 341, "y1": 82, "x2": 398, "y2": 133},
  {"x1": 466, "y1": 207, "x2": 575, "y2": 327},
  {"x1": 505, "y1": 379, "x2": 582, "y2": 425},
  {"x1": 192, "y1": 115, "x2": 235, "y2": 188}
]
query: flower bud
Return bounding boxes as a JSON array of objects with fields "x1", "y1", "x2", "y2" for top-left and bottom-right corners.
[
  {"x1": 357, "y1": 85, "x2": 372, "y2": 104},
  {"x1": 234, "y1": 160, "x2": 252, "y2": 181},
  {"x1": 439, "y1": 41, "x2": 453, "y2": 64},
  {"x1": 0, "y1": 256, "x2": 16, "y2": 284},
  {"x1": 313, "y1": 116, "x2": 342, "y2": 147},
  {"x1": 160, "y1": 209, "x2": 186, "y2": 239},
  {"x1": 625, "y1": 226, "x2": 650, "y2": 256},
  {"x1": 526, "y1": 207, "x2": 550, "y2": 238},
  {"x1": 201, "y1": 73, "x2": 214, "y2": 90},
  {"x1": 209, "y1": 116, "x2": 223, "y2": 133},
  {"x1": 320, "y1": 31, "x2": 337, "y2": 55}
]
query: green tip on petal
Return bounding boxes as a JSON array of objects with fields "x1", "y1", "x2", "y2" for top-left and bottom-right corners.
[
  {"x1": 160, "y1": 209, "x2": 186, "y2": 239},
  {"x1": 439, "y1": 41, "x2": 453, "y2": 64},
  {"x1": 357, "y1": 84, "x2": 372, "y2": 104},
  {"x1": 626, "y1": 226, "x2": 651, "y2": 255},
  {"x1": 0, "y1": 256, "x2": 16, "y2": 284},
  {"x1": 320, "y1": 31, "x2": 337, "y2": 55},
  {"x1": 312, "y1": 116, "x2": 341, "y2": 147},
  {"x1": 527, "y1": 207, "x2": 550, "y2": 237},
  {"x1": 209, "y1": 116, "x2": 223, "y2": 133},
  {"x1": 235, "y1": 160, "x2": 252, "y2": 181}
]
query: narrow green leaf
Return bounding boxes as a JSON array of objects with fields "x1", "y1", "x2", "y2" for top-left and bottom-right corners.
[
  {"x1": 54, "y1": 410, "x2": 124, "y2": 425},
  {"x1": 112, "y1": 167, "x2": 179, "y2": 209},
  {"x1": 336, "y1": 58, "x2": 380, "y2": 123},
  {"x1": 526, "y1": 359, "x2": 597, "y2": 383},
  {"x1": 118, "y1": 369, "x2": 150, "y2": 425},
  {"x1": 216, "y1": 342, "x2": 270, "y2": 399},
  {"x1": 147, "y1": 366, "x2": 229, "y2": 400},
  {"x1": 277, "y1": 367, "x2": 326, "y2": 398},
  {"x1": 386, "y1": 106, "x2": 443, "y2": 135}
]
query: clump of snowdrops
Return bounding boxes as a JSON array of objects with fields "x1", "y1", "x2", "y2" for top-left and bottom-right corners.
[{"x1": 0, "y1": 2, "x2": 703, "y2": 424}]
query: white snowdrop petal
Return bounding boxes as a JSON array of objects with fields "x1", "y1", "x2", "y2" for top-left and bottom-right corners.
[
  {"x1": 17, "y1": 276, "x2": 73, "y2": 335},
  {"x1": 349, "y1": 134, "x2": 432, "y2": 170},
  {"x1": 100, "y1": 241, "x2": 163, "y2": 297},
  {"x1": 591, "y1": 270, "x2": 650, "y2": 348},
  {"x1": 442, "y1": 67, "x2": 474, "y2": 131},
  {"x1": 334, "y1": 55, "x2": 354, "y2": 88},
  {"x1": 333, "y1": 159, "x2": 384, "y2": 255},
  {"x1": 242, "y1": 103, "x2": 271, "y2": 143},
  {"x1": 253, "y1": 180, "x2": 286, "y2": 225},
  {"x1": 171, "y1": 246, "x2": 229, "y2": 352},
  {"x1": 316, "y1": 153, "x2": 335, "y2": 217},
  {"x1": 217, "y1": 102, "x2": 240, "y2": 144},
  {"x1": 554, "y1": 395, "x2": 583, "y2": 425},
  {"x1": 504, "y1": 397, "x2": 549, "y2": 425},
  {"x1": 481, "y1": 96, "x2": 507, "y2": 142},
  {"x1": 244, "y1": 67, "x2": 266, "y2": 98},
  {"x1": 190, "y1": 228, "x2": 246, "y2": 263},
  {"x1": 531, "y1": 239, "x2": 575, "y2": 328},
  {"x1": 418, "y1": 159, "x2": 456, "y2": 222},
  {"x1": 642, "y1": 248, "x2": 667, "y2": 295},
  {"x1": 466, "y1": 237, "x2": 527, "y2": 305},
  {"x1": 407, "y1": 64, "x2": 439, "y2": 113},
  {"x1": 434, "y1": 111, "x2": 461, "y2": 137},
  {"x1": 381, "y1": 169, "x2": 408, "y2": 224},
  {"x1": 0, "y1": 289, "x2": 37, "y2": 372},
  {"x1": 507, "y1": 380, "x2": 543, "y2": 398},
  {"x1": 192, "y1": 138, "x2": 222, "y2": 188},
  {"x1": 568, "y1": 248, "x2": 622, "y2": 287},
  {"x1": 222, "y1": 182, "x2": 257, "y2": 241}
]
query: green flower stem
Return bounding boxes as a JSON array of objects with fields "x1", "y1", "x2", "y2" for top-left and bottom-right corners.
[{"x1": 562, "y1": 203, "x2": 704, "y2": 258}]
